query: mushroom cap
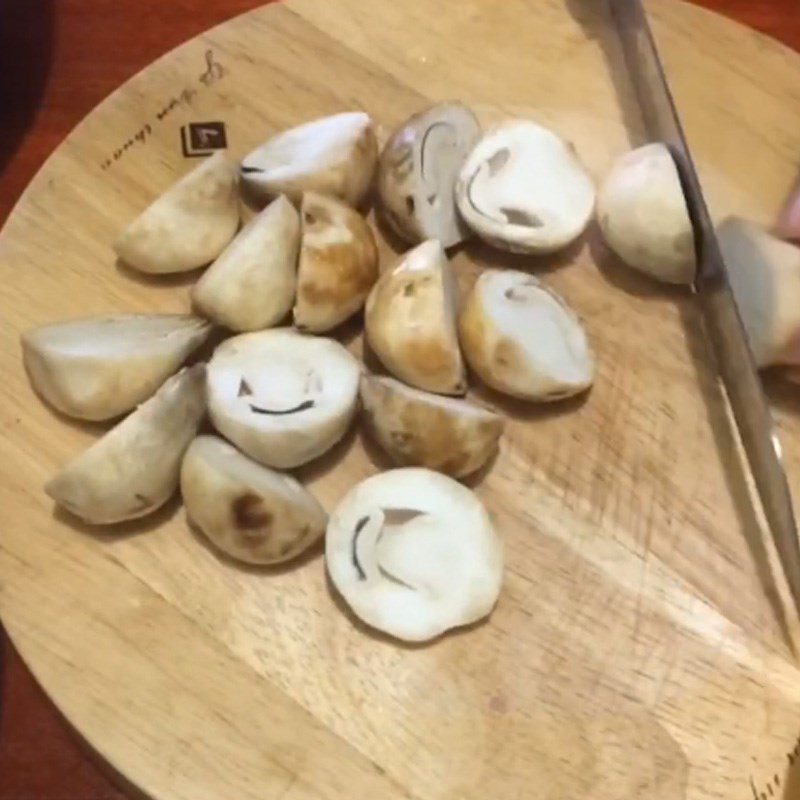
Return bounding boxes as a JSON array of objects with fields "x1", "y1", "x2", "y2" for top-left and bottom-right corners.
[
  {"x1": 459, "y1": 269, "x2": 594, "y2": 401},
  {"x1": 181, "y1": 435, "x2": 327, "y2": 565},
  {"x1": 455, "y1": 119, "x2": 595, "y2": 254},
  {"x1": 597, "y1": 143, "x2": 696, "y2": 284},
  {"x1": 240, "y1": 112, "x2": 377, "y2": 207},
  {"x1": 360, "y1": 374, "x2": 503, "y2": 478},
  {"x1": 45, "y1": 365, "x2": 206, "y2": 524},
  {"x1": 326, "y1": 467, "x2": 503, "y2": 642},
  {"x1": 206, "y1": 328, "x2": 361, "y2": 468},
  {"x1": 114, "y1": 152, "x2": 240, "y2": 274},
  {"x1": 378, "y1": 102, "x2": 480, "y2": 248},
  {"x1": 293, "y1": 192, "x2": 379, "y2": 333},
  {"x1": 192, "y1": 195, "x2": 300, "y2": 332},
  {"x1": 717, "y1": 217, "x2": 800, "y2": 369},
  {"x1": 364, "y1": 240, "x2": 466, "y2": 395},
  {"x1": 22, "y1": 314, "x2": 211, "y2": 421}
]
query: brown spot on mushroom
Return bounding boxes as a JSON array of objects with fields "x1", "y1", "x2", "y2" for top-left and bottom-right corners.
[
  {"x1": 238, "y1": 378, "x2": 253, "y2": 397},
  {"x1": 493, "y1": 339, "x2": 524, "y2": 377},
  {"x1": 403, "y1": 283, "x2": 416, "y2": 297},
  {"x1": 403, "y1": 336, "x2": 458, "y2": 386},
  {"x1": 405, "y1": 196, "x2": 416, "y2": 215},
  {"x1": 487, "y1": 147, "x2": 511, "y2": 176},
  {"x1": 232, "y1": 492, "x2": 273, "y2": 531}
]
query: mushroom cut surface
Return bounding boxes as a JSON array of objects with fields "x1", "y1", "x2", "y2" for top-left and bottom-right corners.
[
  {"x1": 326, "y1": 468, "x2": 503, "y2": 642},
  {"x1": 206, "y1": 328, "x2": 361, "y2": 468}
]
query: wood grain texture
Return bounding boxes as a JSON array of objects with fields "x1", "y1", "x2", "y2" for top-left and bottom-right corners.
[{"x1": 2, "y1": 1, "x2": 800, "y2": 799}]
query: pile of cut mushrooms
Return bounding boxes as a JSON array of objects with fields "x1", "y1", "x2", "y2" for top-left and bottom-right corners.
[{"x1": 23, "y1": 104, "x2": 796, "y2": 643}]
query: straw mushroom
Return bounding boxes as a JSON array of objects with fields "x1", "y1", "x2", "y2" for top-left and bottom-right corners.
[
  {"x1": 360, "y1": 374, "x2": 503, "y2": 478},
  {"x1": 45, "y1": 365, "x2": 206, "y2": 524},
  {"x1": 22, "y1": 314, "x2": 211, "y2": 421},
  {"x1": 293, "y1": 192, "x2": 379, "y2": 332},
  {"x1": 181, "y1": 435, "x2": 327, "y2": 565},
  {"x1": 378, "y1": 102, "x2": 480, "y2": 248},
  {"x1": 455, "y1": 119, "x2": 595, "y2": 253},
  {"x1": 326, "y1": 468, "x2": 503, "y2": 642},
  {"x1": 365, "y1": 240, "x2": 465, "y2": 395},
  {"x1": 114, "y1": 152, "x2": 240, "y2": 273},
  {"x1": 459, "y1": 270, "x2": 594, "y2": 401},
  {"x1": 206, "y1": 329, "x2": 361, "y2": 468},
  {"x1": 240, "y1": 112, "x2": 377, "y2": 207}
]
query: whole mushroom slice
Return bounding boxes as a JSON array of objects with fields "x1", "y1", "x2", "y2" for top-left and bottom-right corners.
[
  {"x1": 240, "y1": 112, "x2": 377, "y2": 207},
  {"x1": 326, "y1": 468, "x2": 503, "y2": 642},
  {"x1": 114, "y1": 152, "x2": 240, "y2": 274},
  {"x1": 192, "y1": 195, "x2": 300, "y2": 332},
  {"x1": 45, "y1": 365, "x2": 206, "y2": 524},
  {"x1": 455, "y1": 119, "x2": 595, "y2": 253},
  {"x1": 717, "y1": 217, "x2": 800, "y2": 371},
  {"x1": 22, "y1": 314, "x2": 211, "y2": 421},
  {"x1": 378, "y1": 102, "x2": 481, "y2": 248},
  {"x1": 459, "y1": 270, "x2": 594, "y2": 401},
  {"x1": 360, "y1": 374, "x2": 503, "y2": 478},
  {"x1": 365, "y1": 240, "x2": 466, "y2": 395},
  {"x1": 293, "y1": 192, "x2": 379, "y2": 332},
  {"x1": 207, "y1": 329, "x2": 360, "y2": 468},
  {"x1": 597, "y1": 143, "x2": 696, "y2": 284},
  {"x1": 181, "y1": 435, "x2": 327, "y2": 565}
]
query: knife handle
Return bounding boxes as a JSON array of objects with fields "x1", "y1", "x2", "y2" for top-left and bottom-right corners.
[{"x1": 777, "y1": 171, "x2": 800, "y2": 242}]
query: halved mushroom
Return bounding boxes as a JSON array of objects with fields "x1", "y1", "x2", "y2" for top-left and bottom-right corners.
[
  {"x1": 45, "y1": 365, "x2": 206, "y2": 524},
  {"x1": 326, "y1": 468, "x2": 503, "y2": 642},
  {"x1": 192, "y1": 195, "x2": 300, "y2": 332},
  {"x1": 455, "y1": 120, "x2": 595, "y2": 253},
  {"x1": 365, "y1": 240, "x2": 465, "y2": 395},
  {"x1": 114, "y1": 152, "x2": 240, "y2": 274},
  {"x1": 717, "y1": 217, "x2": 800, "y2": 371},
  {"x1": 293, "y1": 192, "x2": 379, "y2": 332},
  {"x1": 459, "y1": 270, "x2": 594, "y2": 401},
  {"x1": 22, "y1": 314, "x2": 211, "y2": 421},
  {"x1": 206, "y1": 329, "x2": 361, "y2": 468},
  {"x1": 597, "y1": 143, "x2": 696, "y2": 284},
  {"x1": 240, "y1": 112, "x2": 377, "y2": 207},
  {"x1": 378, "y1": 102, "x2": 481, "y2": 248},
  {"x1": 360, "y1": 374, "x2": 503, "y2": 478},
  {"x1": 181, "y1": 435, "x2": 327, "y2": 565}
]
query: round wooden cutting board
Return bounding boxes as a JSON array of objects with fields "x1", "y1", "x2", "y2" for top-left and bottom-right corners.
[{"x1": 2, "y1": 1, "x2": 800, "y2": 798}]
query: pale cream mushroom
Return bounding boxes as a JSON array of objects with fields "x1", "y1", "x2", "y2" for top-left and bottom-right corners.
[
  {"x1": 360, "y1": 374, "x2": 503, "y2": 478},
  {"x1": 45, "y1": 365, "x2": 206, "y2": 524},
  {"x1": 365, "y1": 240, "x2": 466, "y2": 395},
  {"x1": 240, "y1": 112, "x2": 377, "y2": 207},
  {"x1": 22, "y1": 314, "x2": 211, "y2": 421},
  {"x1": 378, "y1": 102, "x2": 480, "y2": 248},
  {"x1": 717, "y1": 217, "x2": 800, "y2": 371},
  {"x1": 114, "y1": 152, "x2": 240, "y2": 273},
  {"x1": 181, "y1": 435, "x2": 327, "y2": 565},
  {"x1": 455, "y1": 119, "x2": 595, "y2": 253},
  {"x1": 206, "y1": 329, "x2": 360, "y2": 468},
  {"x1": 293, "y1": 192, "x2": 379, "y2": 332},
  {"x1": 597, "y1": 143, "x2": 696, "y2": 284},
  {"x1": 459, "y1": 270, "x2": 594, "y2": 401},
  {"x1": 326, "y1": 468, "x2": 503, "y2": 642},
  {"x1": 192, "y1": 195, "x2": 300, "y2": 332}
]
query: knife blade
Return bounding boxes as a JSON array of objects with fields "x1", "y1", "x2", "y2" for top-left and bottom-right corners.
[{"x1": 609, "y1": 0, "x2": 800, "y2": 617}]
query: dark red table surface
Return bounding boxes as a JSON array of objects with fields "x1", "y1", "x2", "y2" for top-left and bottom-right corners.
[{"x1": 1, "y1": 1, "x2": 799, "y2": 797}]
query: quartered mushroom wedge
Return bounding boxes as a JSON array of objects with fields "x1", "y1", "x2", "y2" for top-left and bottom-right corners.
[
  {"x1": 22, "y1": 314, "x2": 211, "y2": 421},
  {"x1": 114, "y1": 152, "x2": 240, "y2": 274},
  {"x1": 455, "y1": 120, "x2": 595, "y2": 254},
  {"x1": 207, "y1": 329, "x2": 361, "y2": 468},
  {"x1": 597, "y1": 143, "x2": 696, "y2": 284},
  {"x1": 192, "y1": 195, "x2": 300, "y2": 332},
  {"x1": 293, "y1": 192, "x2": 379, "y2": 333},
  {"x1": 326, "y1": 468, "x2": 503, "y2": 642},
  {"x1": 240, "y1": 112, "x2": 378, "y2": 207},
  {"x1": 378, "y1": 102, "x2": 481, "y2": 248},
  {"x1": 181, "y1": 435, "x2": 327, "y2": 565},
  {"x1": 45, "y1": 365, "x2": 206, "y2": 524},
  {"x1": 360, "y1": 374, "x2": 504, "y2": 478},
  {"x1": 459, "y1": 270, "x2": 594, "y2": 401},
  {"x1": 365, "y1": 240, "x2": 466, "y2": 395}
]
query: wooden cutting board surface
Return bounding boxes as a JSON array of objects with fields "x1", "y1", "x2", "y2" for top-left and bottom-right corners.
[{"x1": 1, "y1": 1, "x2": 800, "y2": 798}]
